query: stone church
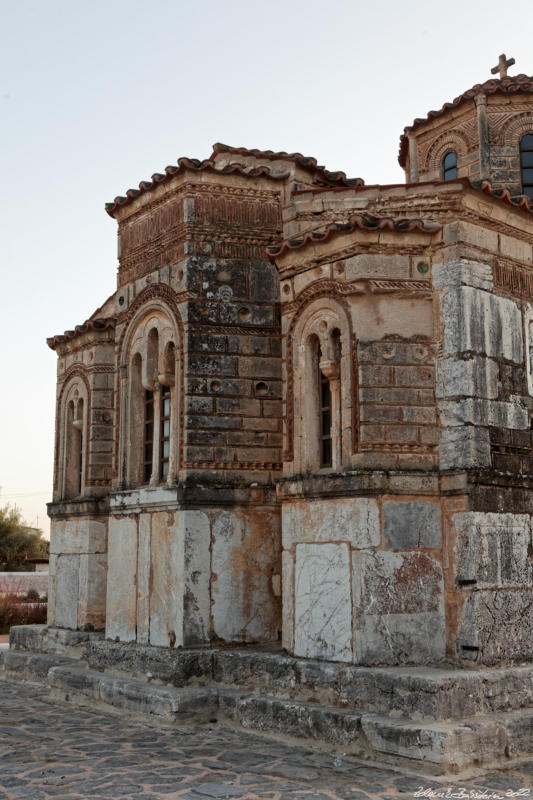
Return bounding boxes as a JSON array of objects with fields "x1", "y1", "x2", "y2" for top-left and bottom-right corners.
[{"x1": 36, "y1": 57, "x2": 533, "y2": 770}]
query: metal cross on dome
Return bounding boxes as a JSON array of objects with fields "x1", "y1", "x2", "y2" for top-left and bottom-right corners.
[{"x1": 491, "y1": 53, "x2": 516, "y2": 79}]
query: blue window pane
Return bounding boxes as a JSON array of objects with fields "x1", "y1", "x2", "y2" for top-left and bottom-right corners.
[
  {"x1": 521, "y1": 151, "x2": 533, "y2": 167},
  {"x1": 443, "y1": 151, "x2": 457, "y2": 170},
  {"x1": 521, "y1": 134, "x2": 533, "y2": 150},
  {"x1": 524, "y1": 185, "x2": 533, "y2": 199},
  {"x1": 444, "y1": 166, "x2": 458, "y2": 181},
  {"x1": 163, "y1": 420, "x2": 170, "y2": 438},
  {"x1": 522, "y1": 168, "x2": 533, "y2": 183}
]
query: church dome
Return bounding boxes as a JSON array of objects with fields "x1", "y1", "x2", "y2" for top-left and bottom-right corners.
[{"x1": 399, "y1": 59, "x2": 533, "y2": 200}]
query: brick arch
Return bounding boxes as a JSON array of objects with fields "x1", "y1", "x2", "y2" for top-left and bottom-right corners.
[
  {"x1": 424, "y1": 130, "x2": 470, "y2": 174},
  {"x1": 54, "y1": 365, "x2": 91, "y2": 495},
  {"x1": 498, "y1": 113, "x2": 533, "y2": 148},
  {"x1": 116, "y1": 284, "x2": 185, "y2": 482},
  {"x1": 285, "y1": 282, "x2": 357, "y2": 467}
]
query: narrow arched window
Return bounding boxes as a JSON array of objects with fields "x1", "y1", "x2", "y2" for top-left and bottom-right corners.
[
  {"x1": 143, "y1": 389, "x2": 154, "y2": 484},
  {"x1": 442, "y1": 151, "x2": 457, "y2": 181},
  {"x1": 65, "y1": 398, "x2": 84, "y2": 498},
  {"x1": 520, "y1": 134, "x2": 533, "y2": 199},
  {"x1": 319, "y1": 360, "x2": 332, "y2": 468}
]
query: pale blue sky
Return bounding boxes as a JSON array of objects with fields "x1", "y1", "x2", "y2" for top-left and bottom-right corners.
[{"x1": 1, "y1": 0, "x2": 532, "y2": 534}]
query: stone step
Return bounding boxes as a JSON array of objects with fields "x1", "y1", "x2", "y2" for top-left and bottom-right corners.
[
  {"x1": 0, "y1": 649, "x2": 84, "y2": 683},
  {"x1": 3, "y1": 646, "x2": 532, "y2": 775},
  {"x1": 86, "y1": 639, "x2": 533, "y2": 722},
  {"x1": 219, "y1": 691, "x2": 533, "y2": 775},
  {"x1": 48, "y1": 665, "x2": 219, "y2": 723},
  {"x1": 10, "y1": 624, "x2": 104, "y2": 658}
]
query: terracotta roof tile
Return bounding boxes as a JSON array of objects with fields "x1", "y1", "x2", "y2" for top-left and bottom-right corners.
[
  {"x1": 398, "y1": 74, "x2": 533, "y2": 166},
  {"x1": 210, "y1": 143, "x2": 365, "y2": 188},
  {"x1": 47, "y1": 317, "x2": 116, "y2": 350},
  {"x1": 266, "y1": 215, "x2": 441, "y2": 259},
  {"x1": 106, "y1": 146, "x2": 366, "y2": 217},
  {"x1": 105, "y1": 157, "x2": 291, "y2": 217}
]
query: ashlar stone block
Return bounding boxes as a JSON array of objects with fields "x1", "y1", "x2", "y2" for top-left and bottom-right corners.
[
  {"x1": 458, "y1": 589, "x2": 533, "y2": 664},
  {"x1": 282, "y1": 498, "x2": 380, "y2": 549},
  {"x1": 353, "y1": 551, "x2": 445, "y2": 665},
  {"x1": 432, "y1": 259, "x2": 493, "y2": 291},
  {"x1": 106, "y1": 516, "x2": 138, "y2": 643},
  {"x1": 439, "y1": 426, "x2": 491, "y2": 470},
  {"x1": 182, "y1": 510, "x2": 211, "y2": 645},
  {"x1": 383, "y1": 501, "x2": 441, "y2": 549},
  {"x1": 435, "y1": 356, "x2": 499, "y2": 400},
  {"x1": 150, "y1": 511, "x2": 184, "y2": 648},
  {"x1": 294, "y1": 542, "x2": 352, "y2": 662},
  {"x1": 454, "y1": 512, "x2": 532, "y2": 588},
  {"x1": 442, "y1": 286, "x2": 523, "y2": 363},
  {"x1": 55, "y1": 555, "x2": 80, "y2": 630},
  {"x1": 212, "y1": 509, "x2": 280, "y2": 643}
]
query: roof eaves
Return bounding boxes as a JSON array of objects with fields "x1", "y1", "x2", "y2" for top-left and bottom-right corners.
[
  {"x1": 47, "y1": 317, "x2": 116, "y2": 350},
  {"x1": 266, "y1": 215, "x2": 441, "y2": 260}
]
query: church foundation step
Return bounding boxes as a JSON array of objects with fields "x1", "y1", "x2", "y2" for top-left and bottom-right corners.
[
  {"x1": 84, "y1": 638, "x2": 533, "y2": 723},
  {"x1": 47, "y1": 664, "x2": 219, "y2": 722},
  {"x1": 0, "y1": 649, "x2": 84, "y2": 682},
  {"x1": 2, "y1": 643, "x2": 533, "y2": 776},
  {"x1": 10, "y1": 629, "x2": 533, "y2": 725},
  {"x1": 9, "y1": 624, "x2": 104, "y2": 658}
]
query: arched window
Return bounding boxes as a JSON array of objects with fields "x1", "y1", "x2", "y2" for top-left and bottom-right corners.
[
  {"x1": 121, "y1": 308, "x2": 179, "y2": 489},
  {"x1": 291, "y1": 300, "x2": 352, "y2": 474},
  {"x1": 59, "y1": 381, "x2": 88, "y2": 500},
  {"x1": 520, "y1": 134, "x2": 533, "y2": 199},
  {"x1": 442, "y1": 151, "x2": 457, "y2": 181}
]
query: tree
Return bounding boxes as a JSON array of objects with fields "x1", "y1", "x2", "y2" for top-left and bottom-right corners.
[{"x1": 0, "y1": 505, "x2": 49, "y2": 572}]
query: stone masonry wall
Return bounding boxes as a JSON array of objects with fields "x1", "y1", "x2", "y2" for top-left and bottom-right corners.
[
  {"x1": 282, "y1": 495, "x2": 445, "y2": 665},
  {"x1": 106, "y1": 496, "x2": 281, "y2": 647},
  {"x1": 48, "y1": 516, "x2": 107, "y2": 631},
  {"x1": 358, "y1": 339, "x2": 438, "y2": 470}
]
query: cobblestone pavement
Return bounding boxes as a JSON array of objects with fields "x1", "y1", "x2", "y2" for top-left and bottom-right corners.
[{"x1": 0, "y1": 680, "x2": 532, "y2": 800}]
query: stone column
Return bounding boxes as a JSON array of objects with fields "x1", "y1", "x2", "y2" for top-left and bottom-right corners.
[
  {"x1": 408, "y1": 134, "x2": 419, "y2": 183},
  {"x1": 475, "y1": 94, "x2": 490, "y2": 181}
]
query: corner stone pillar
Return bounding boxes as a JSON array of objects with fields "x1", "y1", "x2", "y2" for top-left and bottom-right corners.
[{"x1": 47, "y1": 503, "x2": 108, "y2": 631}]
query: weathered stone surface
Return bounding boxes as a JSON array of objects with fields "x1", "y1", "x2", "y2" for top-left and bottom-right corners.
[
  {"x1": 345, "y1": 253, "x2": 410, "y2": 281},
  {"x1": 383, "y1": 501, "x2": 441, "y2": 549},
  {"x1": 435, "y1": 355, "x2": 499, "y2": 399},
  {"x1": 212, "y1": 509, "x2": 280, "y2": 643},
  {"x1": 182, "y1": 510, "x2": 211, "y2": 645},
  {"x1": 55, "y1": 555, "x2": 80, "y2": 630},
  {"x1": 106, "y1": 516, "x2": 137, "y2": 642},
  {"x1": 353, "y1": 551, "x2": 445, "y2": 664},
  {"x1": 1, "y1": 650, "x2": 79, "y2": 682},
  {"x1": 9, "y1": 624, "x2": 47, "y2": 652},
  {"x1": 281, "y1": 549, "x2": 294, "y2": 651},
  {"x1": 439, "y1": 398, "x2": 529, "y2": 429},
  {"x1": 439, "y1": 426, "x2": 491, "y2": 470},
  {"x1": 150, "y1": 511, "x2": 184, "y2": 648},
  {"x1": 99, "y1": 677, "x2": 218, "y2": 720},
  {"x1": 49, "y1": 518, "x2": 107, "y2": 555},
  {"x1": 457, "y1": 588, "x2": 533, "y2": 665},
  {"x1": 432, "y1": 258, "x2": 493, "y2": 291},
  {"x1": 294, "y1": 543, "x2": 352, "y2": 662},
  {"x1": 87, "y1": 640, "x2": 213, "y2": 684},
  {"x1": 136, "y1": 513, "x2": 151, "y2": 645},
  {"x1": 454, "y1": 512, "x2": 532, "y2": 588},
  {"x1": 441, "y1": 286, "x2": 523, "y2": 363},
  {"x1": 78, "y1": 552, "x2": 107, "y2": 630},
  {"x1": 282, "y1": 498, "x2": 380, "y2": 549},
  {"x1": 220, "y1": 692, "x2": 362, "y2": 748}
]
